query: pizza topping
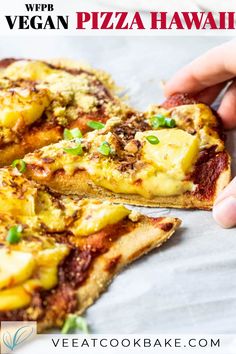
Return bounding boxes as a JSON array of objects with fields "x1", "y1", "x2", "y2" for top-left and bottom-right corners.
[
  {"x1": 63, "y1": 128, "x2": 82, "y2": 140},
  {"x1": 87, "y1": 120, "x2": 105, "y2": 130},
  {"x1": 0, "y1": 86, "x2": 50, "y2": 129},
  {"x1": 165, "y1": 117, "x2": 176, "y2": 128},
  {"x1": 6, "y1": 225, "x2": 23, "y2": 244},
  {"x1": 150, "y1": 114, "x2": 176, "y2": 129},
  {"x1": 112, "y1": 114, "x2": 150, "y2": 143},
  {"x1": 136, "y1": 129, "x2": 199, "y2": 175},
  {"x1": 0, "y1": 244, "x2": 69, "y2": 311},
  {"x1": 63, "y1": 142, "x2": 83, "y2": 156},
  {"x1": 146, "y1": 135, "x2": 160, "y2": 145},
  {"x1": 150, "y1": 114, "x2": 166, "y2": 128},
  {"x1": 128, "y1": 210, "x2": 141, "y2": 222},
  {"x1": 0, "y1": 249, "x2": 35, "y2": 289},
  {"x1": 0, "y1": 284, "x2": 33, "y2": 312},
  {"x1": 70, "y1": 202, "x2": 130, "y2": 237},
  {"x1": 12, "y1": 159, "x2": 26, "y2": 173},
  {"x1": 98, "y1": 141, "x2": 111, "y2": 156},
  {"x1": 124, "y1": 139, "x2": 140, "y2": 154}
]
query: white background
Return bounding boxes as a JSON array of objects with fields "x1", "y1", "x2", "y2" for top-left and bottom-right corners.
[
  {"x1": 14, "y1": 334, "x2": 236, "y2": 354},
  {"x1": 0, "y1": 35, "x2": 235, "y2": 335},
  {"x1": 1, "y1": 0, "x2": 236, "y2": 35}
]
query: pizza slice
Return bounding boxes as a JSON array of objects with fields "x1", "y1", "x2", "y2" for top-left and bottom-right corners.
[
  {"x1": 0, "y1": 58, "x2": 134, "y2": 166},
  {"x1": 24, "y1": 94, "x2": 231, "y2": 210},
  {"x1": 0, "y1": 167, "x2": 180, "y2": 332}
]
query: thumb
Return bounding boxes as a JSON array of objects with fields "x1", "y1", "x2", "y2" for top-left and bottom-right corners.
[{"x1": 213, "y1": 177, "x2": 236, "y2": 228}]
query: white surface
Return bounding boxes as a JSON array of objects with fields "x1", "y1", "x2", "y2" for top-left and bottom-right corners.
[
  {"x1": 96, "y1": 0, "x2": 236, "y2": 12},
  {"x1": 1, "y1": 0, "x2": 235, "y2": 36},
  {"x1": 96, "y1": 0, "x2": 200, "y2": 12},
  {"x1": 0, "y1": 36, "x2": 235, "y2": 334}
]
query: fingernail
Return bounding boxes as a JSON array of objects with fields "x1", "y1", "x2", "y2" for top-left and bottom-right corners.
[{"x1": 213, "y1": 196, "x2": 236, "y2": 228}]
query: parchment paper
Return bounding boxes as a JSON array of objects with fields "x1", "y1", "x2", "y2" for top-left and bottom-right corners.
[{"x1": 0, "y1": 35, "x2": 235, "y2": 334}]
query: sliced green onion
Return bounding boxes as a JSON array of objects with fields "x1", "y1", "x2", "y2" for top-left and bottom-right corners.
[
  {"x1": 64, "y1": 142, "x2": 83, "y2": 156},
  {"x1": 63, "y1": 128, "x2": 82, "y2": 140},
  {"x1": 146, "y1": 135, "x2": 160, "y2": 145},
  {"x1": 165, "y1": 118, "x2": 176, "y2": 128},
  {"x1": 87, "y1": 121, "x2": 105, "y2": 130},
  {"x1": 6, "y1": 225, "x2": 23, "y2": 244},
  {"x1": 150, "y1": 114, "x2": 166, "y2": 128},
  {"x1": 150, "y1": 115, "x2": 176, "y2": 129},
  {"x1": 98, "y1": 142, "x2": 111, "y2": 156},
  {"x1": 12, "y1": 159, "x2": 26, "y2": 173},
  {"x1": 61, "y1": 314, "x2": 89, "y2": 334}
]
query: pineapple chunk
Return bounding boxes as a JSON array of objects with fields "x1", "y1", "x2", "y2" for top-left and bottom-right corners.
[
  {"x1": 36, "y1": 244, "x2": 69, "y2": 290},
  {"x1": 71, "y1": 201, "x2": 130, "y2": 236},
  {"x1": 136, "y1": 129, "x2": 199, "y2": 177},
  {"x1": 0, "y1": 284, "x2": 33, "y2": 311},
  {"x1": 4, "y1": 60, "x2": 54, "y2": 81},
  {"x1": 0, "y1": 249, "x2": 35, "y2": 290},
  {"x1": 0, "y1": 88, "x2": 50, "y2": 128},
  {"x1": 0, "y1": 244, "x2": 69, "y2": 311}
]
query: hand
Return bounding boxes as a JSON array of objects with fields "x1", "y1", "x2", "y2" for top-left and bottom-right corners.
[
  {"x1": 213, "y1": 177, "x2": 236, "y2": 228},
  {"x1": 164, "y1": 40, "x2": 236, "y2": 228}
]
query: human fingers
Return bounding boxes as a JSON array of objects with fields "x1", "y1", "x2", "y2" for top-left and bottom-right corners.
[
  {"x1": 213, "y1": 177, "x2": 236, "y2": 228},
  {"x1": 165, "y1": 40, "x2": 236, "y2": 96},
  {"x1": 217, "y1": 80, "x2": 236, "y2": 129},
  {"x1": 195, "y1": 82, "x2": 227, "y2": 105}
]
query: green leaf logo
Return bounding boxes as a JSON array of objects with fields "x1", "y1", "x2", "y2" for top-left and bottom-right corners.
[{"x1": 2, "y1": 325, "x2": 34, "y2": 352}]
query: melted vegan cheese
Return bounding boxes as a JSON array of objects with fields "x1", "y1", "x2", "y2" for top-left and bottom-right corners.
[
  {"x1": 0, "y1": 168, "x2": 131, "y2": 311},
  {"x1": 0, "y1": 88, "x2": 50, "y2": 129}
]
